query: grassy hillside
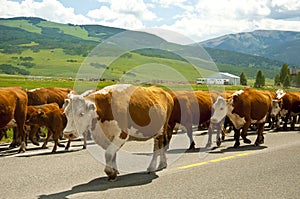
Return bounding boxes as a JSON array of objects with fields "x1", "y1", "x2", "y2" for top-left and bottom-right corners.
[{"x1": 0, "y1": 17, "x2": 291, "y2": 81}]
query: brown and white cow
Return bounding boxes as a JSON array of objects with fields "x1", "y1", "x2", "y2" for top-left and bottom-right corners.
[
  {"x1": 271, "y1": 90, "x2": 300, "y2": 130},
  {"x1": 210, "y1": 89, "x2": 272, "y2": 148},
  {"x1": 0, "y1": 87, "x2": 28, "y2": 152},
  {"x1": 167, "y1": 90, "x2": 213, "y2": 150},
  {"x1": 63, "y1": 84, "x2": 173, "y2": 181}
]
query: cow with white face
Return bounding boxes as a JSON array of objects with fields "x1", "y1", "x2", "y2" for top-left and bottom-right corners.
[
  {"x1": 271, "y1": 90, "x2": 300, "y2": 130},
  {"x1": 63, "y1": 84, "x2": 174, "y2": 181},
  {"x1": 210, "y1": 89, "x2": 272, "y2": 148}
]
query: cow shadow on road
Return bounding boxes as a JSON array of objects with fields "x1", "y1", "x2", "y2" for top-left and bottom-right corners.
[
  {"x1": 208, "y1": 144, "x2": 268, "y2": 154},
  {"x1": 38, "y1": 172, "x2": 158, "y2": 199}
]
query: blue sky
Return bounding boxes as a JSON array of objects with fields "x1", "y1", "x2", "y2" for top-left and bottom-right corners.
[{"x1": 1, "y1": 0, "x2": 300, "y2": 42}]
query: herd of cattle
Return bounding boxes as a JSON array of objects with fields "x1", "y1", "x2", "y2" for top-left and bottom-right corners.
[{"x1": 0, "y1": 85, "x2": 299, "y2": 181}]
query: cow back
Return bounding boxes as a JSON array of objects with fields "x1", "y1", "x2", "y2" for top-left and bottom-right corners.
[{"x1": 27, "y1": 88, "x2": 75, "y2": 107}]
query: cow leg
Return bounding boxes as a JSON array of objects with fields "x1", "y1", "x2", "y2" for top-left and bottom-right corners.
[
  {"x1": 216, "y1": 124, "x2": 222, "y2": 147},
  {"x1": 282, "y1": 114, "x2": 289, "y2": 131},
  {"x1": 254, "y1": 123, "x2": 265, "y2": 146},
  {"x1": 241, "y1": 121, "x2": 251, "y2": 144},
  {"x1": 9, "y1": 127, "x2": 19, "y2": 149},
  {"x1": 0, "y1": 129, "x2": 4, "y2": 141},
  {"x1": 157, "y1": 135, "x2": 167, "y2": 170},
  {"x1": 52, "y1": 130, "x2": 65, "y2": 153},
  {"x1": 29, "y1": 125, "x2": 40, "y2": 146},
  {"x1": 233, "y1": 127, "x2": 241, "y2": 148},
  {"x1": 65, "y1": 140, "x2": 71, "y2": 151},
  {"x1": 105, "y1": 149, "x2": 119, "y2": 181},
  {"x1": 42, "y1": 129, "x2": 52, "y2": 149},
  {"x1": 205, "y1": 123, "x2": 214, "y2": 148},
  {"x1": 82, "y1": 131, "x2": 87, "y2": 149},
  {"x1": 186, "y1": 125, "x2": 195, "y2": 150},
  {"x1": 104, "y1": 134, "x2": 126, "y2": 181},
  {"x1": 148, "y1": 137, "x2": 161, "y2": 173},
  {"x1": 291, "y1": 115, "x2": 296, "y2": 131}
]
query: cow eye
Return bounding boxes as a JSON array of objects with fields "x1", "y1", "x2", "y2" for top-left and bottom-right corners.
[{"x1": 79, "y1": 112, "x2": 85, "y2": 117}]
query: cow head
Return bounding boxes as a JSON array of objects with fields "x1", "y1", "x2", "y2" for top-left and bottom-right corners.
[
  {"x1": 63, "y1": 94, "x2": 96, "y2": 140},
  {"x1": 26, "y1": 107, "x2": 47, "y2": 124},
  {"x1": 210, "y1": 96, "x2": 228, "y2": 124},
  {"x1": 271, "y1": 99, "x2": 282, "y2": 117}
]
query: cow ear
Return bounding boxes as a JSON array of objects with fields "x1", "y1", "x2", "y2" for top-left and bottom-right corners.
[
  {"x1": 63, "y1": 99, "x2": 70, "y2": 109},
  {"x1": 39, "y1": 111, "x2": 47, "y2": 118},
  {"x1": 88, "y1": 103, "x2": 96, "y2": 111}
]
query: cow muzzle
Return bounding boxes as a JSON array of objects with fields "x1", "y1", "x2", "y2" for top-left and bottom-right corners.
[
  {"x1": 63, "y1": 132, "x2": 78, "y2": 140},
  {"x1": 210, "y1": 117, "x2": 220, "y2": 124}
]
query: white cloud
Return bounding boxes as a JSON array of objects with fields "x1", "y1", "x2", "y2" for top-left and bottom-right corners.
[
  {"x1": 1, "y1": 0, "x2": 300, "y2": 42},
  {"x1": 0, "y1": 0, "x2": 92, "y2": 24},
  {"x1": 88, "y1": 0, "x2": 157, "y2": 29},
  {"x1": 272, "y1": 0, "x2": 300, "y2": 11},
  {"x1": 157, "y1": 0, "x2": 300, "y2": 41}
]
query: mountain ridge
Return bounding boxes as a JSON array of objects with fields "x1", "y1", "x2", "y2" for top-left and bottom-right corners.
[{"x1": 200, "y1": 29, "x2": 300, "y2": 67}]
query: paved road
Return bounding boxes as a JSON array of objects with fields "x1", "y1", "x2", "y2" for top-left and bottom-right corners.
[{"x1": 1, "y1": 129, "x2": 300, "y2": 199}]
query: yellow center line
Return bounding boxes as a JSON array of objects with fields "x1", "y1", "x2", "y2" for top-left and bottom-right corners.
[
  {"x1": 178, "y1": 152, "x2": 253, "y2": 170},
  {"x1": 209, "y1": 156, "x2": 235, "y2": 163},
  {"x1": 179, "y1": 162, "x2": 209, "y2": 169}
]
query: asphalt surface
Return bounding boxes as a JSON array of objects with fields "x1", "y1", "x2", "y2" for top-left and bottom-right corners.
[{"x1": 1, "y1": 128, "x2": 300, "y2": 199}]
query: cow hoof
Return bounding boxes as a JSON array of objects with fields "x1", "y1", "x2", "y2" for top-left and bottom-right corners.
[
  {"x1": 188, "y1": 142, "x2": 196, "y2": 150},
  {"x1": 243, "y1": 138, "x2": 251, "y2": 144},
  {"x1": 58, "y1": 143, "x2": 65, "y2": 147},
  {"x1": 31, "y1": 141, "x2": 40, "y2": 146},
  {"x1": 205, "y1": 142, "x2": 212, "y2": 148},
  {"x1": 157, "y1": 162, "x2": 167, "y2": 171},
  {"x1": 233, "y1": 142, "x2": 240, "y2": 148},
  {"x1": 221, "y1": 135, "x2": 225, "y2": 141},
  {"x1": 41, "y1": 145, "x2": 47, "y2": 149},
  {"x1": 18, "y1": 142, "x2": 26, "y2": 153},
  {"x1": 105, "y1": 167, "x2": 118, "y2": 181},
  {"x1": 216, "y1": 140, "x2": 221, "y2": 147},
  {"x1": 107, "y1": 176, "x2": 117, "y2": 182},
  {"x1": 65, "y1": 148, "x2": 69, "y2": 151},
  {"x1": 147, "y1": 167, "x2": 156, "y2": 173}
]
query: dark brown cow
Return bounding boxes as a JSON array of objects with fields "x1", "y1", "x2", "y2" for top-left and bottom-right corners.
[
  {"x1": 63, "y1": 84, "x2": 174, "y2": 181},
  {"x1": 26, "y1": 103, "x2": 60, "y2": 146},
  {"x1": 167, "y1": 90, "x2": 213, "y2": 150},
  {"x1": 271, "y1": 90, "x2": 300, "y2": 130},
  {"x1": 26, "y1": 87, "x2": 75, "y2": 143},
  {"x1": 0, "y1": 87, "x2": 28, "y2": 152},
  {"x1": 26, "y1": 107, "x2": 67, "y2": 153},
  {"x1": 210, "y1": 88, "x2": 272, "y2": 147},
  {"x1": 27, "y1": 87, "x2": 75, "y2": 107}
]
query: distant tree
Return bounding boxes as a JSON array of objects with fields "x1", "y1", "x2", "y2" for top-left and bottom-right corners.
[
  {"x1": 240, "y1": 72, "x2": 247, "y2": 85},
  {"x1": 254, "y1": 70, "x2": 265, "y2": 88},
  {"x1": 279, "y1": 64, "x2": 290, "y2": 84},
  {"x1": 283, "y1": 75, "x2": 291, "y2": 88},
  {"x1": 274, "y1": 74, "x2": 281, "y2": 86},
  {"x1": 295, "y1": 72, "x2": 300, "y2": 87}
]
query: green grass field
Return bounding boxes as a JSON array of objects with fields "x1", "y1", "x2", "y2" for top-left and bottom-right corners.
[{"x1": 0, "y1": 47, "x2": 215, "y2": 82}]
